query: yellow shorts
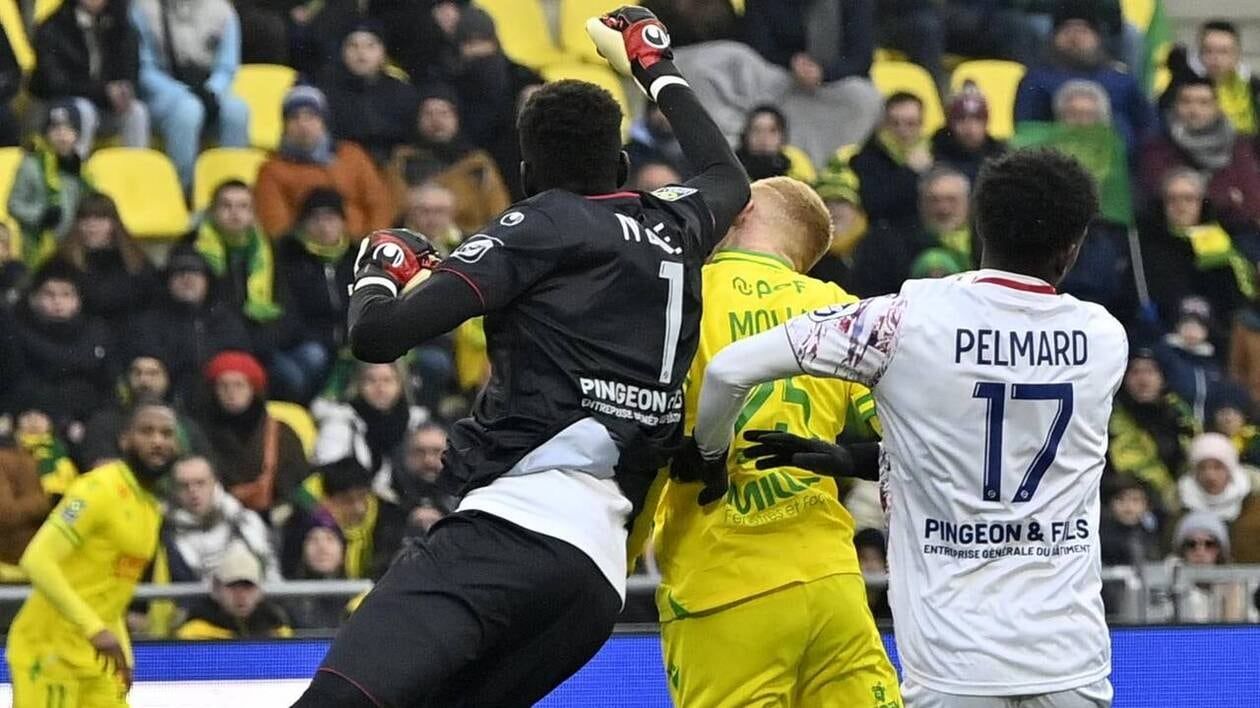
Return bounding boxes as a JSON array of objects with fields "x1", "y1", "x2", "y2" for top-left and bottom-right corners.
[
  {"x1": 7, "y1": 649, "x2": 128, "y2": 708},
  {"x1": 661, "y1": 573, "x2": 902, "y2": 708}
]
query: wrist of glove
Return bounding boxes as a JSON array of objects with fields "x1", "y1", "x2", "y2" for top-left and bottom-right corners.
[
  {"x1": 351, "y1": 229, "x2": 441, "y2": 297},
  {"x1": 742, "y1": 430, "x2": 878, "y2": 480},
  {"x1": 670, "y1": 437, "x2": 729, "y2": 506},
  {"x1": 586, "y1": 5, "x2": 687, "y2": 102}
]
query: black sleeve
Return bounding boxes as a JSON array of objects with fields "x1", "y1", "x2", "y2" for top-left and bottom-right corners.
[
  {"x1": 653, "y1": 76, "x2": 750, "y2": 245},
  {"x1": 348, "y1": 270, "x2": 487, "y2": 364}
]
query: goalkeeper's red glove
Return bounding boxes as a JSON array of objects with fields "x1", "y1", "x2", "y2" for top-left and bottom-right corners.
[
  {"x1": 586, "y1": 6, "x2": 687, "y2": 102},
  {"x1": 350, "y1": 229, "x2": 440, "y2": 296}
]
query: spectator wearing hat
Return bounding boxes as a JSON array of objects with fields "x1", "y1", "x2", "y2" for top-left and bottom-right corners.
[
  {"x1": 1167, "y1": 511, "x2": 1253, "y2": 622},
  {"x1": 807, "y1": 159, "x2": 865, "y2": 287},
  {"x1": 197, "y1": 350, "x2": 309, "y2": 519},
  {"x1": 175, "y1": 540, "x2": 293, "y2": 639},
  {"x1": 1109, "y1": 350, "x2": 1199, "y2": 513},
  {"x1": 130, "y1": 0, "x2": 250, "y2": 191},
  {"x1": 281, "y1": 457, "x2": 408, "y2": 580},
  {"x1": 316, "y1": 20, "x2": 419, "y2": 166},
  {"x1": 79, "y1": 352, "x2": 211, "y2": 469},
  {"x1": 56, "y1": 193, "x2": 158, "y2": 330},
  {"x1": 447, "y1": 6, "x2": 542, "y2": 196},
  {"x1": 1013, "y1": 0, "x2": 1154, "y2": 157},
  {"x1": 273, "y1": 188, "x2": 356, "y2": 403},
  {"x1": 386, "y1": 83, "x2": 510, "y2": 235},
  {"x1": 851, "y1": 166, "x2": 971, "y2": 297},
  {"x1": 931, "y1": 84, "x2": 1006, "y2": 184},
  {"x1": 1099, "y1": 475, "x2": 1163, "y2": 567},
  {"x1": 281, "y1": 509, "x2": 350, "y2": 629},
  {"x1": 30, "y1": 0, "x2": 149, "y2": 155},
  {"x1": 1140, "y1": 76, "x2": 1260, "y2": 231},
  {"x1": 1195, "y1": 21, "x2": 1260, "y2": 145},
  {"x1": 10, "y1": 260, "x2": 116, "y2": 430},
  {"x1": 1154, "y1": 297, "x2": 1228, "y2": 421},
  {"x1": 1179, "y1": 433, "x2": 1260, "y2": 564},
  {"x1": 851, "y1": 92, "x2": 933, "y2": 234},
  {"x1": 0, "y1": 25, "x2": 20, "y2": 146},
  {"x1": 1140, "y1": 168, "x2": 1255, "y2": 331},
  {"x1": 1205, "y1": 384, "x2": 1260, "y2": 466},
  {"x1": 735, "y1": 105, "x2": 816, "y2": 183},
  {"x1": 255, "y1": 85, "x2": 392, "y2": 238},
  {"x1": 130, "y1": 245, "x2": 251, "y2": 406},
  {"x1": 8, "y1": 101, "x2": 92, "y2": 267},
  {"x1": 163, "y1": 456, "x2": 280, "y2": 583}
]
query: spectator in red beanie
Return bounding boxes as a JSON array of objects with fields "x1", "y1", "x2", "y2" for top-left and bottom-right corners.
[{"x1": 197, "y1": 350, "x2": 309, "y2": 523}]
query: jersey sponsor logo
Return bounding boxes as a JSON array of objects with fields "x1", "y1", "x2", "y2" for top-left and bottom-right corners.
[
  {"x1": 449, "y1": 234, "x2": 503, "y2": 264},
  {"x1": 921, "y1": 517, "x2": 1093, "y2": 560},
  {"x1": 723, "y1": 471, "x2": 825, "y2": 526},
  {"x1": 59, "y1": 498, "x2": 86, "y2": 524},
  {"x1": 499, "y1": 211, "x2": 525, "y2": 227},
  {"x1": 578, "y1": 376, "x2": 683, "y2": 425},
  {"x1": 650, "y1": 185, "x2": 696, "y2": 202},
  {"x1": 114, "y1": 554, "x2": 149, "y2": 581}
]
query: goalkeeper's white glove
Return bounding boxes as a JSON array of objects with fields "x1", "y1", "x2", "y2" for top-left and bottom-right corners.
[{"x1": 585, "y1": 5, "x2": 688, "y2": 102}]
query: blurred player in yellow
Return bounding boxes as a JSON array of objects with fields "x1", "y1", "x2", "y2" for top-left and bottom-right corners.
[
  {"x1": 6, "y1": 403, "x2": 180, "y2": 708},
  {"x1": 644, "y1": 177, "x2": 902, "y2": 707}
]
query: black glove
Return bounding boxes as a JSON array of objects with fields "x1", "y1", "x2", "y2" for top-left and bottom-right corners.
[
  {"x1": 193, "y1": 86, "x2": 221, "y2": 126},
  {"x1": 670, "y1": 437, "x2": 728, "y2": 506},
  {"x1": 350, "y1": 228, "x2": 441, "y2": 296},
  {"x1": 742, "y1": 430, "x2": 881, "y2": 481},
  {"x1": 586, "y1": 6, "x2": 684, "y2": 101},
  {"x1": 39, "y1": 205, "x2": 62, "y2": 230}
]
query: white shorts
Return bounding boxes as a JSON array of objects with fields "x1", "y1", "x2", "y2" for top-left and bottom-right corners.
[{"x1": 902, "y1": 678, "x2": 1113, "y2": 708}]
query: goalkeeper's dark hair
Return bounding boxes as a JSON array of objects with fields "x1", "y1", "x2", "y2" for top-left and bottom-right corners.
[
  {"x1": 973, "y1": 148, "x2": 1098, "y2": 266},
  {"x1": 518, "y1": 80, "x2": 624, "y2": 194}
]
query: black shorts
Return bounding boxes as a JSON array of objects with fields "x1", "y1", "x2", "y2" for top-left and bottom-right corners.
[{"x1": 315, "y1": 510, "x2": 622, "y2": 708}]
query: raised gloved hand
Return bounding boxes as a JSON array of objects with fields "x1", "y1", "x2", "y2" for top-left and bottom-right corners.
[
  {"x1": 350, "y1": 228, "x2": 441, "y2": 297},
  {"x1": 742, "y1": 430, "x2": 880, "y2": 481},
  {"x1": 585, "y1": 6, "x2": 686, "y2": 102},
  {"x1": 670, "y1": 437, "x2": 728, "y2": 506}
]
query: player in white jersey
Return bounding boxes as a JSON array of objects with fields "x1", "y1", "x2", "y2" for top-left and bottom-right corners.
[{"x1": 681, "y1": 149, "x2": 1128, "y2": 707}]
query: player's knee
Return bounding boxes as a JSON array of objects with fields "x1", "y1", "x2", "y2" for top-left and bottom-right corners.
[{"x1": 291, "y1": 670, "x2": 380, "y2": 708}]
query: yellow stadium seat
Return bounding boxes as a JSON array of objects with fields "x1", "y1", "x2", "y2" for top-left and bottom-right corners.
[
  {"x1": 870, "y1": 60, "x2": 945, "y2": 136},
  {"x1": 950, "y1": 60, "x2": 1026, "y2": 140},
  {"x1": 1120, "y1": 0, "x2": 1155, "y2": 33},
  {"x1": 231, "y1": 64, "x2": 297, "y2": 151},
  {"x1": 0, "y1": 146, "x2": 24, "y2": 254},
  {"x1": 84, "y1": 148, "x2": 189, "y2": 238},
  {"x1": 267, "y1": 401, "x2": 317, "y2": 459},
  {"x1": 193, "y1": 147, "x2": 269, "y2": 211},
  {"x1": 35, "y1": 0, "x2": 62, "y2": 24},
  {"x1": 559, "y1": 0, "x2": 637, "y2": 65},
  {"x1": 0, "y1": 0, "x2": 33, "y2": 73},
  {"x1": 540, "y1": 62, "x2": 632, "y2": 139},
  {"x1": 476, "y1": 0, "x2": 569, "y2": 70}
]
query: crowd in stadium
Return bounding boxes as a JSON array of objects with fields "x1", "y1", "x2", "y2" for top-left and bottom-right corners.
[{"x1": 1, "y1": 0, "x2": 1260, "y2": 640}]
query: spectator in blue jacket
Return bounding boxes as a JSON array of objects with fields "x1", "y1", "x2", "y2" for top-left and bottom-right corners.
[
  {"x1": 1013, "y1": 0, "x2": 1154, "y2": 156},
  {"x1": 131, "y1": 0, "x2": 250, "y2": 191}
]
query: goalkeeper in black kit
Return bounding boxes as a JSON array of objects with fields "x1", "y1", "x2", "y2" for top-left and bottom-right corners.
[{"x1": 291, "y1": 7, "x2": 749, "y2": 708}]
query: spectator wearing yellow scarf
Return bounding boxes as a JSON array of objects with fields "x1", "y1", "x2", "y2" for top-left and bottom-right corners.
[{"x1": 193, "y1": 180, "x2": 281, "y2": 323}]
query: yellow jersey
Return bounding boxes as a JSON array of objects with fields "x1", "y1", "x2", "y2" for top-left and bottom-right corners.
[
  {"x1": 652, "y1": 249, "x2": 877, "y2": 620},
  {"x1": 7, "y1": 461, "x2": 162, "y2": 671}
]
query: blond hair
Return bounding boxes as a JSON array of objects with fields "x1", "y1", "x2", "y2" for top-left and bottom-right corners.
[{"x1": 749, "y1": 177, "x2": 834, "y2": 270}]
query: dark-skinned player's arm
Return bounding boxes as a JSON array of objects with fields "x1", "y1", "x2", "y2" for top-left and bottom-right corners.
[{"x1": 588, "y1": 6, "x2": 750, "y2": 239}]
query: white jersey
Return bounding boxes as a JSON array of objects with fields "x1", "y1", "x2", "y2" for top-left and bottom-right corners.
[
  {"x1": 787, "y1": 270, "x2": 1128, "y2": 695},
  {"x1": 691, "y1": 269, "x2": 1128, "y2": 697}
]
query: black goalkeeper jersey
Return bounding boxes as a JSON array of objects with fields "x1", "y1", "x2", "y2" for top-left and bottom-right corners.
[{"x1": 434, "y1": 185, "x2": 716, "y2": 510}]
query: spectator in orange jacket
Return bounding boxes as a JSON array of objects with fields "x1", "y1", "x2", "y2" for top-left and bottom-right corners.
[{"x1": 254, "y1": 85, "x2": 393, "y2": 238}]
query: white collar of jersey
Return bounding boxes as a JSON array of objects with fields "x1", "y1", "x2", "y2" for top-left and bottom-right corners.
[{"x1": 967, "y1": 269, "x2": 1057, "y2": 295}]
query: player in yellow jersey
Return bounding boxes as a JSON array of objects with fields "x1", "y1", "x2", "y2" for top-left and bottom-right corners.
[
  {"x1": 6, "y1": 403, "x2": 180, "y2": 708},
  {"x1": 647, "y1": 177, "x2": 901, "y2": 707}
]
